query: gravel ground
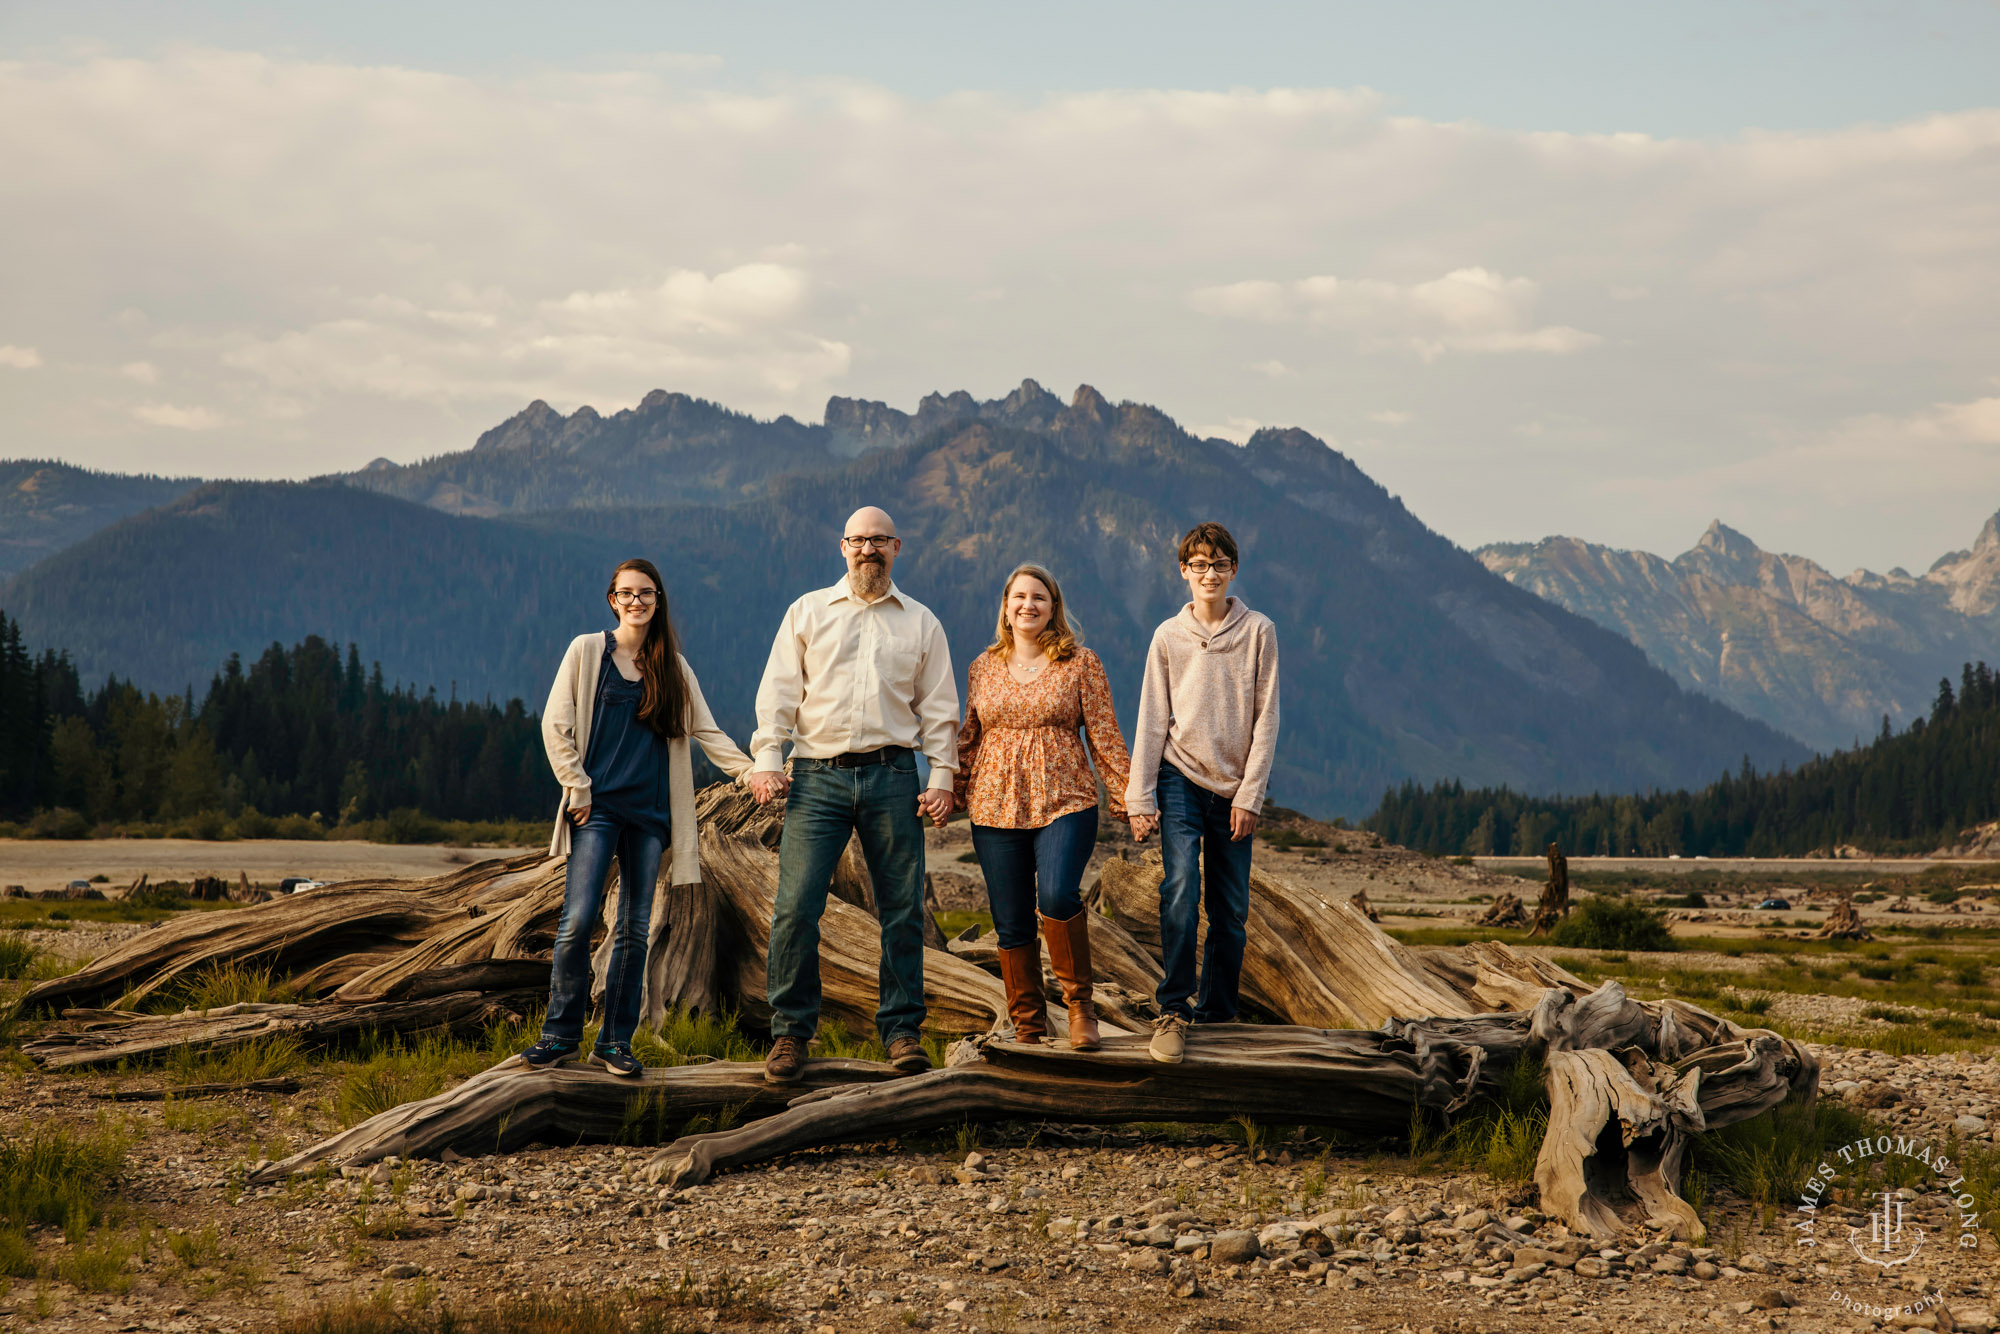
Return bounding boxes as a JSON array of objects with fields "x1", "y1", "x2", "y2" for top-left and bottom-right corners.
[{"x1": 3, "y1": 1040, "x2": 1994, "y2": 1334}]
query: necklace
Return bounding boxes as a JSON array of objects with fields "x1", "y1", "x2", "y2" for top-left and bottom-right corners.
[{"x1": 1007, "y1": 655, "x2": 1049, "y2": 680}]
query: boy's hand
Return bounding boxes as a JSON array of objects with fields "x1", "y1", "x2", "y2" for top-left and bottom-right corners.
[
  {"x1": 748, "y1": 771, "x2": 789, "y2": 805},
  {"x1": 568, "y1": 804, "x2": 591, "y2": 826},
  {"x1": 1129, "y1": 813, "x2": 1158, "y2": 842},
  {"x1": 1230, "y1": 808, "x2": 1258, "y2": 841}
]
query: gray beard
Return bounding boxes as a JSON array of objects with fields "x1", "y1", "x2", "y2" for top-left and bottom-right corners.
[{"x1": 850, "y1": 562, "x2": 890, "y2": 599}]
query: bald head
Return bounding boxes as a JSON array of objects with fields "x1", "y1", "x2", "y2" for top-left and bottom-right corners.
[
  {"x1": 841, "y1": 505, "x2": 900, "y2": 599},
  {"x1": 845, "y1": 507, "x2": 896, "y2": 539}
]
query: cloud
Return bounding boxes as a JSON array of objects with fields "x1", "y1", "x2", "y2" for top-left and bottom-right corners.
[
  {"x1": 1190, "y1": 267, "x2": 1600, "y2": 361},
  {"x1": 1369, "y1": 410, "x2": 1412, "y2": 426},
  {"x1": 131, "y1": 402, "x2": 222, "y2": 430},
  {"x1": 219, "y1": 262, "x2": 849, "y2": 411},
  {"x1": 0, "y1": 345, "x2": 41, "y2": 369},
  {"x1": 0, "y1": 49, "x2": 1997, "y2": 571},
  {"x1": 119, "y1": 360, "x2": 158, "y2": 384}
]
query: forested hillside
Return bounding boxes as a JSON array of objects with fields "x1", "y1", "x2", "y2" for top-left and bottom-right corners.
[
  {"x1": 1368, "y1": 665, "x2": 2000, "y2": 856},
  {"x1": 0, "y1": 612, "x2": 553, "y2": 831},
  {"x1": 2, "y1": 382, "x2": 1808, "y2": 817}
]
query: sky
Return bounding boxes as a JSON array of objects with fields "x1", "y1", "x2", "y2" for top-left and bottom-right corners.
[{"x1": 3, "y1": 1, "x2": 1999, "y2": 574}]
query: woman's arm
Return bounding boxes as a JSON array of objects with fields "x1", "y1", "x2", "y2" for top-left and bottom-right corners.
[
  {"x1": 1077, "y1": 650, "x2": 1133, "y2": 821},
  {"x1": 681, "y1": 656, "x2": 755, "y2": 780},
  {"x1": 951, "y1": 656, "x2": 984, "y2": 812},
  {"x1": 541, "y1": 637, "x2": 592, "y2": 808}
]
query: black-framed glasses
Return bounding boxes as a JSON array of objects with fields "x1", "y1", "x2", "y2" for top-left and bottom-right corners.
[
  {"x1": 611, "y1": 590, "x2": 660, "y2": 606},
  {"x1": 1184, "y1": 560, "x2": 1235, "y2": 575},
  {"x1": 843, "y1": 535, "x2": 897, "y2": 551}
]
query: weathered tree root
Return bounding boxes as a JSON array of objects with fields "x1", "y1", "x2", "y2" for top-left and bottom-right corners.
[
  {"x1": 22, "y1": 990, "x2": 538, "y2": 1072},
  {"x1": 245, "y1": 1057, "x2": 898, "y2": 1185},
  {"x1": 644, "y1": 1020, "x2": 1525, "y2": 1189}
]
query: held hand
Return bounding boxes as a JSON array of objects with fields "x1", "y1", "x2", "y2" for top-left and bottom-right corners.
[
  {"x1": 1230, "y1": 808, "x2": 1259, "y2": 842},
  {"x1": 1129, "y1": 813, "x2": 1158, "y2": 843},
  {"x1": 568, "y1": 803, "x2": 592, "y2": 826},
  {"x1": 916, "y1": 788, "x2": 953, "y2": 829},
  {"x1": 748, "y1": 771, "x2": 789, "y2": 805}
]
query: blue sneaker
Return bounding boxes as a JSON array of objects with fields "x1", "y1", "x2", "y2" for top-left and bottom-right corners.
[
  {"x1": 519, "y1": 1037, "x2": 579, "y2": 1069},
  {"x1": 590, "y1": 1042, "x2": 642, "y2": 1077}
]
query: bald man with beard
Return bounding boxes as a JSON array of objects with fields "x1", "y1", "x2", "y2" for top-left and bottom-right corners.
[{"x1": 748, "y1": 507, "x2": 960, "y2": 1083}]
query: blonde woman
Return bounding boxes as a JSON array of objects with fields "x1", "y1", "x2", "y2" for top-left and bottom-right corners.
[{"x1": 953, "y1": 564, "x2": 1131, "y2": 1049}]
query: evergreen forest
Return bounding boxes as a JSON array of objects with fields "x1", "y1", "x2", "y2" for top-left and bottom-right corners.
[
  {"x1": 1368, "y1": 666, "x2": 2000, "y2": 858},
  {"x1": 0, "y1": 611, "x2": 554, "y2": 837}
]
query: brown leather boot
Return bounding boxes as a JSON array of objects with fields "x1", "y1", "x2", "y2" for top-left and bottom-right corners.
[
  {"x1": 1041, "y1": 910, "x2": 1101, "y2": 1051},
  {"x1": 996, "y1": 941, "x2": 1050, "y2": 1044}
]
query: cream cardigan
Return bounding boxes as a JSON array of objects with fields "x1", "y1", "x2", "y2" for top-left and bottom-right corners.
[{"x1": 542, "y1": 633, "x2": 754, "y2": 884}]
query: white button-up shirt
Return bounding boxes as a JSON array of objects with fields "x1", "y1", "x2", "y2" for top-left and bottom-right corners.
[{"x1": 751, "y1": 578, "x2": 959, "y2": 791}]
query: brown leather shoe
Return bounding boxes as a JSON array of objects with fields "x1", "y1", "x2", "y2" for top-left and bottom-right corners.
[
  {"x1": 996, "y1": 941, "x2": 1051, "y2": 1044},
  {"x1": 763, "y1": 1034, "x2": 808, "y2": 1084},
  {"x1": 1041, "y1": 910, "x2": 1101, "y2": 1051},
  {"x1": 886, "y1": 1035, "x2": 931, "y2": 1074}
]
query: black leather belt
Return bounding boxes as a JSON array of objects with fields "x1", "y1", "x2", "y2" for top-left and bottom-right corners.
[{"x1": 828, "y1": 746, "x2": 909, "y2": 768}]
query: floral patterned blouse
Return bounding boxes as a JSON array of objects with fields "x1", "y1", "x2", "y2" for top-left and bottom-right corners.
[{"x1": 953, "y1": 647, "x2": 1133, "y2": 829}]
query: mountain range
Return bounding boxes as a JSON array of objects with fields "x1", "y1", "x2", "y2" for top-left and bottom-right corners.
[
  {"x1": 1478, "y1": 518, "x2": 2000, "y2": 753},
  {"x1": 0, "y1": 381, "x2": 1806, "y2": 817}
]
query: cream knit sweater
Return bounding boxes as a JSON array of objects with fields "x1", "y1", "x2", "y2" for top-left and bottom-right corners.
[
  {"x1": 541, "y1": 633, "x2": 754, "y2": 884},
  {"x1": 1123, "y1": 598, "x2": 1281, "y2": 816}
]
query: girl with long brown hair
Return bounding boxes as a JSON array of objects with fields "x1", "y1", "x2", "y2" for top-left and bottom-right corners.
[
  {"x1": 523, "y1": 558, "x2": 754, "y2": 1075},
  {"x1": 953, "y1": 563, "x2": 1132, "y2": 1050}
]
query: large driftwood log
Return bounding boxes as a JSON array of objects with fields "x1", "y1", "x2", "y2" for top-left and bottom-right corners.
[
  {"x1": 701, "y1": 831, "x2": 1008, "y2": 1038},
  {"x1": 25, "y1": 853, "x2": 551, "y2": 1011},
  {"x1": 22, "y1": 990, "x2": 537, "y2": 1072},
  {"x1": 246, "y1": 1057, "x2": 899, "y2": 1184},
  {"x1": 1095, "y1": 854, "x2": 1588, "y2": 1026}
]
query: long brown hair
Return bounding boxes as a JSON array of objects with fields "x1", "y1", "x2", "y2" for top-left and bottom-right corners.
[
  {"x1": 607, "y1": 558, "x2": 687, "y2": 739},
  {"x1": 986, "y1": 563, "x2": 1081, "y2": 663}
]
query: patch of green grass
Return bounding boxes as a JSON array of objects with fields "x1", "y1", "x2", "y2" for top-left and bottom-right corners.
[
  {"x1": 1409, "y1": 1054, "x2": 1549, "y2": 1188},
  {"x1": 268, "y1": 1291, "x2": 701, "y2": 1334},
  {"x1": 934, "y1": 910, "x2": 994, "y2": 939},
  {"x1": 327, "y1": 1010, "x2": 545, "y2": 1127},
  {"x1": 629, "y1": 1007, "x2": 763, "y2": 1069},
  {"x1": 165, "y1": 1034, "x2": 306, "y2": 1087},
  {"x1": 0, "y1": 1119, "x2": 129, "y2": 1235},
  {"x1": 0, "y1": 937, "x2": 40, "y2": 979},
  {"x1": 1383, "y1": 926, "x2": 1530, "y2": 948},
  {"x1": 1546, "y1": 897, "x2": 1677, "y2": 952},
  {"x1": 59, "y1": 1231, "x2": 133, "y2": 1293},
  {"x1": 1695, "y1": 1096, "x2": 1875, "y2": 1218},
  {"x1": 166, "y1": 1224, "x2": 221, "y2": 1269},
  {"x1": 154, "y1": 959, "x2": 300, "y2": 1014}
]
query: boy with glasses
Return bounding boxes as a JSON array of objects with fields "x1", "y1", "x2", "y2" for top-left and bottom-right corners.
[{"x1": 1125, "y1": 521, "x2": 1281, "y2": 1063}]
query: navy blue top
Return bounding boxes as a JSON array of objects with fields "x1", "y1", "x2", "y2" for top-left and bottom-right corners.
[{"x1": 582, "y1": 633, "x2": 673, "y2": 842}]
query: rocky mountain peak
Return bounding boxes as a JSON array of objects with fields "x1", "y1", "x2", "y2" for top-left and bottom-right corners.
[
  {"x1": 472, "y1": 399, "x2": 567, "y2": 454},
  {"x1": 1065, "y1": 383, "x2": 1112, "y2": 428},
  {"x1": 1923, "y1": 507, "x2": 2000, "y2": 616}
]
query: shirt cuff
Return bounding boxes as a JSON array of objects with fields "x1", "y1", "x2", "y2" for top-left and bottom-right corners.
[{"x1": 925, "y1": 770, "x2": 956, "y2": 793}]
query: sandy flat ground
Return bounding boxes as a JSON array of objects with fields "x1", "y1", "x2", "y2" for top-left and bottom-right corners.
[
  {"x1": 0, "y1": 838, "x2": 522, "y2": 892},
  {"x1": 1475, "y1": 854, "x2": 1998, "y2": 875}
]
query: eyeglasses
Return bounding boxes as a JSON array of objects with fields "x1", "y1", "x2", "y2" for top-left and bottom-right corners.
[
  {"x1": 842, "y1": 536, "x2": 897, "y2": 551},
  {"x1": 611, "y1": 590, "x2": 660, "y2": 606},
  {"x1": 1184, "y1": 560, "x2": 1235, "y2": 575}
]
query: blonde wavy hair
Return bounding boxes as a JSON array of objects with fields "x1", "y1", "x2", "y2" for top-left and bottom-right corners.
[{"x1": 987, "y1": 563, "x2": 1081, "y2": 663}]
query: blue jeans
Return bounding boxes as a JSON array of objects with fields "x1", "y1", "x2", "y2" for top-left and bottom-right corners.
[
  {"x1": 767, "y1": 753, "x2": 927, "y2": 1042},
  {"x1": 971, "y1": 807, "x2": 1097, "y2": 949},
  {"x1": 1153, "y1": 762, "x2": 1254, "y2": 1022},
  {"x1": 542, "y1": 810, "x2": 664, "y2": 1049}
]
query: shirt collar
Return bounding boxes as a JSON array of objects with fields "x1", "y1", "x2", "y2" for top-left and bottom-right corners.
[{"x1": 826, "y1": 577, "x2": 905, "y2": 608}]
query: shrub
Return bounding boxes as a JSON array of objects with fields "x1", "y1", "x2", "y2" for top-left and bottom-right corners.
[
  {"x1": 232, "y1": 808, "x2": 278, "y2": 839},
  {"x1": 1547, "y1": 897, "x2": 1677, "y2": 952},
  {"x1": 26, "y1": 808, "x2": 90, "y2": 840}
]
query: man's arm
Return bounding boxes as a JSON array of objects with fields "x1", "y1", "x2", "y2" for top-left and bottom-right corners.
[
  {"x1": 912, "y1": 612, "x2": 960, "y2": 794},
  {"x1": 749, "y1": 601, "x2": 805, "y2": 774}
]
